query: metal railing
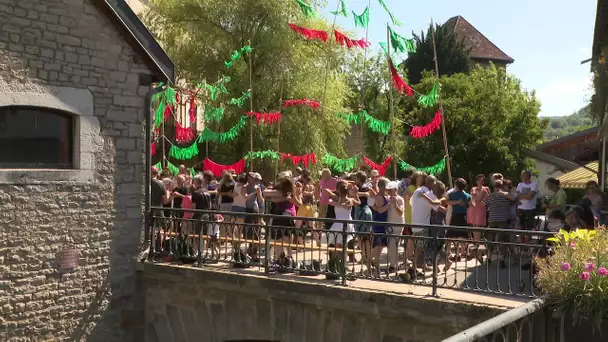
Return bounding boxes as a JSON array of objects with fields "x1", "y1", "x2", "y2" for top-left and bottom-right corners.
[
  {"x1": 442, "y1": 298, "x2": 564, "y2": 341},
  {"x1": 145, "y1": 207, "x2": 554, "y2": 297}
]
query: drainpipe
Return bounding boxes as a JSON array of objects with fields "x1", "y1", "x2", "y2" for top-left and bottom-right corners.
[{"x1": 140, "y1": 74, "x2": 160, "y2": 241}]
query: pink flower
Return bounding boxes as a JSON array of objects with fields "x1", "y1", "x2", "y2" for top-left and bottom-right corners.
[
  {"x1": 598, "y1": 267, "x2": 608, "y2": 277},
  {"x1": 560, "y1": 262, "x2": 571, "y2": 271},
  {"x1": 569, "y1": 241, "x2": 577, "y2": 248},
  {"x1": 579, "y1": 272, "x2": 591, "y2": 281},
  {"x1": 585, "y1": 263, "x2": 596, "y2": 271}
]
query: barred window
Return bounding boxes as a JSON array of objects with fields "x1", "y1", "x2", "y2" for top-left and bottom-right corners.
[{"x1": 0, "y1": 106, "x2": 74, "y2": 169}]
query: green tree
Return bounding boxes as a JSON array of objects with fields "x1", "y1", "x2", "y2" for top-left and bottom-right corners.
[
  {"x1": 398, "y1": 65, "x2": 547, "y2": 182},
  {"x1": 404, "y1": 23, "x2": 471, "y2": 85},
  {"x1": 343, "y1": 51, "x2": 399, "y2": 161},
  {"x1": 144, "y1": 0, "x2": 352, "y2": 174}
]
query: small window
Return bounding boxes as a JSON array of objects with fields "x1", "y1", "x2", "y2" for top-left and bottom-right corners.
[{"x1": 0, "y1": 106, "x2": 74, "y2": 169}]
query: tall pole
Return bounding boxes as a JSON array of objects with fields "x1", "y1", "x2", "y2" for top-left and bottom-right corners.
[
  {"x1": 386, "y1": 24, "x2": 397, "y2": 179},
  {"x1": 277, "y1": 77, "x2": 284, "y2": 177},
  {"x1": 430, "y1": 21, "x2": 453, "y2": 187},
  {"x1": 248, "y1": 40, "x2": 254, "y2": 171}
]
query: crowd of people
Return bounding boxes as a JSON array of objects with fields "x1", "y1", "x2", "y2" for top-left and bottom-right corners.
[{"x1": 148, "y1": 163, "x2": 602, "y2": 276}]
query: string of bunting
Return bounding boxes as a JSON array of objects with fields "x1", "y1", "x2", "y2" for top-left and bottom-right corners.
[
  {"x1": 353, "y1": 7, "x2": 369, "y2": 28},
  {"x1": 175, "y1": 122, "x2": 196, "y2": 143},
  {"x1": 225, "y1": 45, "x2": 253, "y2": 68},
  {"x1": 229, "y1": 90, "x2": 252, "y2": 106},
  {"x1": 363, "y1": 155, "x2": 393, "y2": 176},
  {"x1": 409, "y1": 111, "x2": 442, "y2": 139},
  {"x1": 398, "y1": 157, "x2": 446, "y2": 175},
  {"x1": 168, "y1": 141, "x2": 199, "y2": 160},
  {"x1": 284, "y1": 99, "x2": 321, "y2": 109},
  {"x1": 389, "y1": 26, "x2": 416, "y2": 54},
  {"x1": 378, "y1": 0, "x2": 402, "y2": 26},
  {"x1": 151, "y1": 83, "x2": 177, "y2": 130},
  {"x1": 204, "y1": 105, "x2": 225, "y2": 122},
  {"x1": 245, "y1": 112, "x2": 283, "y2": 125},
  {"x1": 198, "y1": 116, "x2": 248, "y2": 143},
  {"x1": 296, "y1": 0, "x2": 315, "y2": 17},
  {"x1": 330, "y1": 0, "x2": 349, "y2": 17},
  {"x1": 203, "y1": 158, "x2": 246, "y2": 178},
  {"x1": 322, "y1": 153, "x2": 359, "y2": 173},
  {"x1": 288, "y1": 23, "x2": 329, "y2": 42}
]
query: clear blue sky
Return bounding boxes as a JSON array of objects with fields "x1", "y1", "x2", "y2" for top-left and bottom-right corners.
[{"x1": 323, "y1": 0, "x2": 596, "y2": 117}]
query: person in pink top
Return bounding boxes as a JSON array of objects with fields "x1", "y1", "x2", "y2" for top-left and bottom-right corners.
[
  {"x1": 468, "y1": 174, "x2": 490, "y2": 241},
  {"x1": 318, "y1": 168, "x2": 338, "y2": 229}
]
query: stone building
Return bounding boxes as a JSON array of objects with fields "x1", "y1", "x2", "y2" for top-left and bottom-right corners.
[{"x1": 0, "y1": 0, "x2": 173, "y2": 340}]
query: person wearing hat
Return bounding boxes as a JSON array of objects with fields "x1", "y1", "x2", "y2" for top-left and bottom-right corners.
[
  {"x1": 369, "y1": 169, "x2": 380, "y2": 193},
  {"x1": 386, "y1": 180, "x2": 405, "y2": 273}
]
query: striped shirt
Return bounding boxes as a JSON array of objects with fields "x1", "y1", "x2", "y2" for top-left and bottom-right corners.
[{"x1": 483, "y1": 192, "x2": 512, "y2": 222}]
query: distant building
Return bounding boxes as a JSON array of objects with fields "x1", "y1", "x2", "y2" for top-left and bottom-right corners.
[{"x1": 443, "y1": 16, "x2": 514, "y2": 69}]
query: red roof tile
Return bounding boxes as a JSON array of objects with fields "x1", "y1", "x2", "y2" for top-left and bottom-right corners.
[{"x1": 444, "y1": 16, "x2": 514, "y2": 64}]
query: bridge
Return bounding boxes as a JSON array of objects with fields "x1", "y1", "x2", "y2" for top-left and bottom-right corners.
[{"x1": 139, "y1": 208, "x2": 563, "y2": 341}]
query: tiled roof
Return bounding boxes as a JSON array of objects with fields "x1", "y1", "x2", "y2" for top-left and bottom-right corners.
[{"x1": 444, "y1": 16, "x2": 514, "y2": 64}]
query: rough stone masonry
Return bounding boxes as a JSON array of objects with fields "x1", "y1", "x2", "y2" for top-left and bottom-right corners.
[{"x1": 0, "y1": 0, "x2": 154, "y2": 340}]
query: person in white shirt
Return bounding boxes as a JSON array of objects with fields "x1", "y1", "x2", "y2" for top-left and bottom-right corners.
[
  {"x1": 516, "y1": 170, "x2": 538, "y2": 243},
  {"x1": 386, "y1": 181, "x2": 404, "y2": 272},
  {"x1": 410, "y1": 175, "x2": 440, "y2": 270}
]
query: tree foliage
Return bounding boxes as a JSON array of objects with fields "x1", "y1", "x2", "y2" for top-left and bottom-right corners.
[
  {"x1": 398, "y1": 65, "x2": 547, "y2": 182},
  {"x1": 143, "y1": 0, "x2": 352, "y2": 173},
  {"x1": 404, "y1": 23, "x2": 471, "y2": 85},
  {"x1": 544, "y1": 105, "x2": 594, "y2": 141}
]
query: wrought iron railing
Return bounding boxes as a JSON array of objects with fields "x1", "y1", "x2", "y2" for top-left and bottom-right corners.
[
  {"x1": 442, "y1": 298, "x2": 565, "y2": 341},
  {"x1": 145, "y1": 207, "x2": 554, "y2": 297}
]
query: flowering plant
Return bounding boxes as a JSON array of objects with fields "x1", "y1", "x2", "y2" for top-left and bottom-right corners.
[{"x1": 537, "y1": 228, "x2": 608, "y2": 328}]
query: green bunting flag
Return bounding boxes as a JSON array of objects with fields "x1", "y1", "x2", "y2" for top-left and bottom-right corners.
[
  {"x1": 190, "y1": 167, "x2": 197, "y2": 177},
  {"x1": 338, "y1": 112, "x2": 362, "y2": 125},
  {"x1": 353, "y1": 7, "x2": 369, "y2": 28},
  {"x1": 379, "y1": 42, "x2": 389, "y2": 55},
  {"x1": 417, "y1": 82, "x2": 439, "y2": 108},
  {"x1": 225, "y1": 45, "x2": 253, "y2": 69},
  {"x1": 296, "y1": 0, "x2": 315, "y2": 17},
  {"x1": 204, "y1": 105, "x2": 225, "y2": 122},
  {"x1": 244, "y1": 150, "x2": 280, "y2": 164},
  {"x1": 398, "y1": 157, "x2": 446, "y2": 175},
  {"x1": 323, "y1": 153, "x2": 359, "y2": 173},
  {"x1": 167, "y1": 161, "x2": 180, "y2": 176},
  {"x1": 378, "y1": 0, "x2": 402, "y2": 26},
  {"x1": 198, "y1": 116, "x2": 248, "y2": 144},
  {"x1": 362, "y1": 111, "x2": 391, "y2": 135},
  {"x1": 389, "y1": 26, "x2": 416, "y2": 54},
  {"x1": 229, "y1": 90, "x2": 251, "y2": 107},
  {"x1": 152, "y1": 83, "x2": 177, "y2": 130},
  {"x1": 330, "y1": 0, "x2": 349, "y2": 17},
  {"x1": 168, "y1": 142, "x2": 199, "y2": 160},
  {"x1": 205, "y1": 76, "x2": 231, "y2": 101},
  {"x1": 153, "y1": 161, "x2": 162, "y2": 171}
]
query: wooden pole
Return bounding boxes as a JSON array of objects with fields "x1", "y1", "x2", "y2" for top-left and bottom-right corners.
[
  {"x1": 430, "y1": 21, "x2": 453, "y2": 187},
  {"x1": 359, "y1": 0, "x2": 372, "y2": 152},
  {"x1": 386, "y1": 24, "x2": 397, "y2": 180},
  {"x1": 277, "y1": 77, "x2": 284, "y2": 177},
  {"x1": 248, "y1": 40, "x2": 254, "y2": 171}
]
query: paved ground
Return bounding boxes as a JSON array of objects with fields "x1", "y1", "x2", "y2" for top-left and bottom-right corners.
[{"x1": 157, "y1": 231, "x2": 538, "y2": 308}]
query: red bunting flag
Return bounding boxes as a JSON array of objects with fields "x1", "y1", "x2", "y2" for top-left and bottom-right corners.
[
  {"x1": 409, "y1": 111, "x2": 442, "y2": 139},
  {"x1": 389, "y1": 60, "x2": 413, "y2": 96},
  {"x1": 203, "y1": 158, "x2": 246, "y2": 178},
  {"x1": 289, "y1": 23, "x2": 329, "y2": 42},
  {"x1": 363, "y1": 155, "x2": 393, "y2": 176},
  {"x1": 175, "y1": 122, "x2": 196, "y2": 143},
  {"x1": 150, "y1": 142, "x2": 156, "y2": 156},
  {"x1": 281, "y1": 152, "x2": 317, "y2": 168},
  {"x1": 245, "y1": 112, "x2": 283, "y2": 125},
  {"x1": 284, "y1": 99, "x2": 321, "y2": 109},
  {"x1": 333, "y1": 29, "x2": 371, "y2": 49}
]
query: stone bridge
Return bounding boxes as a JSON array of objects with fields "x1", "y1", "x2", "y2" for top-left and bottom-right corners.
[{"x1": 139, "y1": 263, "x2": 525, "y2": 342}]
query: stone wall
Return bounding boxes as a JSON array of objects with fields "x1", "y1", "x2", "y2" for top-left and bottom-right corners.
[
  {"x1": 0, "y1": 0, "x2": 153, "y2": 340},
  {"x1": 142, "y1": 264, "x2": 507, "y2": 342}
]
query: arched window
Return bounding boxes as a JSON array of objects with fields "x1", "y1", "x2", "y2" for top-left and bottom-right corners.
[{"x1": 0, "y1": 106, "x2": 74, "y2": 169}]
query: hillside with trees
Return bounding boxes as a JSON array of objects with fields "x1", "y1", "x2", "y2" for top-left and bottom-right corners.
[{"x1": 544, "y1": 105, "x2": 594, "y2": 141}]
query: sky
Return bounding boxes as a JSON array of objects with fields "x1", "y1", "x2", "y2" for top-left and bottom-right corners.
[{"x1": 323, "y1": 0, "x2": 597, "y2": 117}]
